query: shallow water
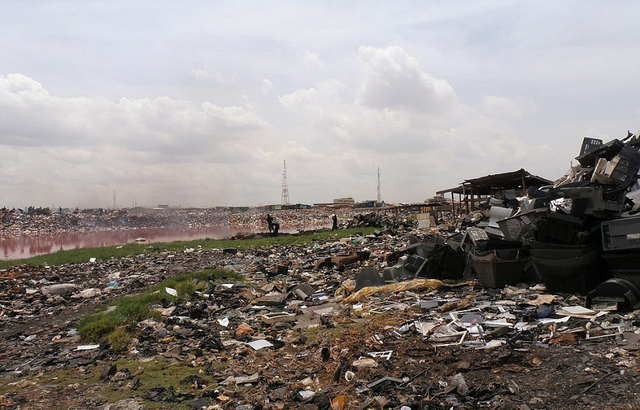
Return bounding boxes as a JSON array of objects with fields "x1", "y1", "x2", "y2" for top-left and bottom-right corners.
[{"x1": 0, "y1": 226, "x2": 247, "y2": 260}]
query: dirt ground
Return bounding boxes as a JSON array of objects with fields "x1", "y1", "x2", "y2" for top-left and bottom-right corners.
[
  {"x1": 1, "y1": 232, "x2": 640, "y2": 410},
  {"x1": 2, "y1": 311, "x2": 640, "y2": 410}
]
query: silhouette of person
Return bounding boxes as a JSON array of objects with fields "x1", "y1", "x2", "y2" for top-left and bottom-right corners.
[
  {"x1": 266, "y1": 214, "x2": 274, "y2": 233},
  {"x1": 331, "y1": 214, "x2": 338, "y2": 230}
]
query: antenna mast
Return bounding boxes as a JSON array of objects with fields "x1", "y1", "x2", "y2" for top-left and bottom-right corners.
[
  {"x1": 281, "y1": 160, "x2": 290, "y2": 205},
  {"x1": 377, "y1": 167, "x2": 381, "y2": 204}
]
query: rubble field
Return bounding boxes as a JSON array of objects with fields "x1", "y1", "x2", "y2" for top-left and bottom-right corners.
[
  {"x1": 1, "y1": 225, "x2": 639, "y2": 410},
  {"x1": 1, "y1": 207, "x2": 373, "y2": 238},
  {"x1": 3, "y1": 132, "x2": 640, "y2": 409}
]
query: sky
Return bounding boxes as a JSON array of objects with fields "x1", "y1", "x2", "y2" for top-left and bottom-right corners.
[{"x1": 1, "y1": 1, "x2": 639, "y2": 209}]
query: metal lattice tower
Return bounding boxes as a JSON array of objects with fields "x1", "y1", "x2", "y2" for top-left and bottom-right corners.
[
  {"x1": 377, "y1": 167, "x2": 381, "y2": 204},
  {"x1": 281, "y1": 160, "x2": 290, "y2": 205}
]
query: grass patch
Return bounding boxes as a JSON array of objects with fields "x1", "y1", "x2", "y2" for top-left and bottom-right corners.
[
  {"x1": 299, "y1": 320, "x2": 369, "y2": 344},
  {"x1": 98, "y1": 357, "x2": 219, "y2": 409},
  {"x1": 3, "y1": 356, "x2": 226, "y2": 410},
  {"x1": 0, "y1": 227, "x2": 378, "y2": 269},
  {"x1": 76, "y1": 268, "x2": 241, "y2": 344},
  {"x1": 106, "y1": 327, "x2": 131, "y2": 352}
]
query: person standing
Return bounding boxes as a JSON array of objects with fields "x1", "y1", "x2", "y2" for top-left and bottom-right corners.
[
  {"x1": 331, "y1": 214, "x2": 338, "y2": 230},
  {"x1": 266, "y1": 214, "x2": 274, "y2": 234}
]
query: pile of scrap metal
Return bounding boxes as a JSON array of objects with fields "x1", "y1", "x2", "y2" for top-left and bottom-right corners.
[
  {"x1": 356, "y1": 131, "x2": 640, "y2": 312},
  {"x1": 345, "y1": 212, "x2": 414, "y2": 230}
]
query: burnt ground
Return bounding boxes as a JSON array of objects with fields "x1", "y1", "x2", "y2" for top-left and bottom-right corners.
[{"x1": 1, "y1": 232, "x2": 640, "y2": 409}]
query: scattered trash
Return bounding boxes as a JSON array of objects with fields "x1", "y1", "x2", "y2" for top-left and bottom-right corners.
[
  {"x1": 246, "y1": 340, "x2": 273, "y2": 350},
  {"x1": 75, "y1": 344, "x2": 100, "y2": 351},
  {"x1": 4, "y1": 138, "x2": 640, "y2": 409}
]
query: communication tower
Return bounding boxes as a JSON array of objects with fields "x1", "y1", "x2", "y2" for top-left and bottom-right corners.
[
  {"x1": 377, "y1": 167, "x2": 381, "y2": 204},
  {"x1": 281, "y1": 160, "x2": 290, "y2": 205}
]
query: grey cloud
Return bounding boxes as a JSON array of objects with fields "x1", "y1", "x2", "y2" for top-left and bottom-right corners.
[
  {"x1": 0, "y1": 73, "x2": 272, "y2": 162},
  {"x1": 2, "y1": 2, "x2": 637, "y2": 208}
]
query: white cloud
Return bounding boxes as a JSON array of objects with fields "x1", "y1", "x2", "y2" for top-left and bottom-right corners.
[
  {"x1": 356, "y1": 46, "x2": 459, "y2": 115},
  {"x1": 260, "y1": 79, "x2": 274, "y2": 95},
  {"x1": 0, "y1": 73, "x2": 105, "y2": 146},
  {"x1": 191, "y1": 69, "x2": 234, "y2": 84},
  {"x1": 300, "y1": 50, "x2": 325, "y2": 70},
  {"x1": 279, "y1": 79, "x2": 345, "y2": 114},
  {"x1": 276, "y1": 46, "x2": 568, "y2": 202}
]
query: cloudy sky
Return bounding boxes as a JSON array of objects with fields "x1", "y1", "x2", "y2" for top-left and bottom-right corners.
[{"x1": 1, "y1": 1, "x2": 639, "y2": 209}]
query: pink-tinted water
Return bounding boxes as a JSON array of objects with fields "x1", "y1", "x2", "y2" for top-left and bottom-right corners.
[{"x1": 0, "y1": 226, "x2": 252, "y2": 260}]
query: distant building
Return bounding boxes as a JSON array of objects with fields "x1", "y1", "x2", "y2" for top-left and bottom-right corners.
[
  {"x1": 356, "y1": 200, "x2": 378, "y2": 208},
  {"x1": 333, "y1": 197, "x2": 354, "y2": 204}
]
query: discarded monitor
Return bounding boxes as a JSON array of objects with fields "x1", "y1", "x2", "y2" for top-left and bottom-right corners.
[
  {"x1": 602, "y1": 216, "x2": 640, "y2": 252},
  {"x1": 531, "y1": 249, "x2": 604, "y2": 294},
  {"x1": 470, "y1": 249, "x2": 526, "y2": 289},
  {"x1": 355, "y1": 267, "x2": 385, "y2": 291},
  {"x1": 587, "y1": 278, "x2": 640, "y2": 312}
]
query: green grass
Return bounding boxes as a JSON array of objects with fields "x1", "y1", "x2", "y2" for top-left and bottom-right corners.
[
  {"x1": 1, "y1": 356, "x2": 225, "y2": 410},
  {"x1": 99, "y1": 357, "x2": 220, "y2": 409},
  {"x1": 76, "y1": 269, "x2": 241, "y2": 343},
  {"x1": 0, "y1": 227, "x2": 378, "y2": 269}
]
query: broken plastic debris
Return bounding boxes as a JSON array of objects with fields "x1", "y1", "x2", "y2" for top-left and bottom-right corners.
[
  {"x1": 368, "y1": 350, "x2": 393, "y2": 360},
  {"x1": 352, "y1": 358, "x2": 378, "y2": 368},
  {"x1": 451, "y1": 373, "x2": 469, "y2": 395},
  {"x1": 234, "y1": 372, "x2": 260, "y2": 385},
  {"x1": 415, "y1": 322, "x2": 437, "y2": 336},
  {"x1": 75, "y1": 344, "x2": 100, "y2": 351},
  {"x1": 538, "y1": 316, "x2": 571, "y2": 325},
  {"x1": 420, "y1": 300, "x2": 439, "y2": 309},
  {"x1": 165, "y1": 287, "x2": 178, "y2": 297},
  {"x1": 261, "y1": 312, "x2": 296, "y2": 324},
  {"x1": 477, "y1": 340, "x2": 505, "y2": 349},
  {"x1": 299, "y1": 390, "x2": 315, "y2": 400},
  {"x1": 525, "y1": 294, "x2": 555, "y2": 306},
  {"x1": 246, "y1": 339, "x2": 273, "y2": 350},
  {"x1": 367, "y1": 376, "x2": 404, "y2": 389},
  {"x1": 74, "y1": 288, "x2": 100, "y2": 298},
  {"x1": 557, "y1": 306, "x2": 596, "y2": 317},
  {"x1": 483, "y1": 319, "x2": 514, "y2": 328}
]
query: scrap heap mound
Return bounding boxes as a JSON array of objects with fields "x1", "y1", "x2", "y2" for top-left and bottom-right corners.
[{"x1": 1, "y1": 132, "x2": 640, "y2": 409}]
